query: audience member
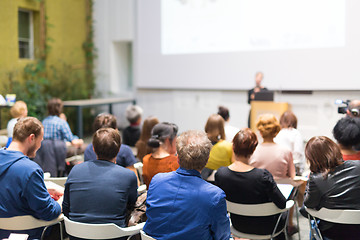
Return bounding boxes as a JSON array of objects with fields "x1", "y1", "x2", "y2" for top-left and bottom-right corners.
[
  {"x1": 216, "y1": 128, "x2": 287, "y2": 237},
  {"x1": 201, "y1": 114, "x2": 233, "y2": 180},
  {"x1": 123, "y1": 105, "x2": 143, "y2": 147},
  {"x1": 144, "y1": 130, "x2": 230, "y2": 240},
  {"x1": 250, "y1": 114, "x2": 295, "y2": 180},
  {"x1": 218, "y1": 105, "x2": 240, "y2": 141},
  {"x1": 84, "y1": 113, "x2": 138, "y2": 179},
  {"x1": 0, "y1": 117, "x2": 62, "y2": 239},
  {"x1": 142, "y1": 122, "x2": 179, "y2": 188},
  {"x1": 135, "y1": 116, "x2": 159, "y2": 162},
  {"x1": 42, "y1": 98, "x2": 84, "y2": 148},
  {"x1": 274, "y1": 111, "x2": 306, "y2": 175},
  {"x1": 6, "y1": 100, "x2": 28, "y2": 147},
  {"x1": 333, "y1": 117, "x2": 360, "y2": 160},
  {"x1": 63, "y1": 128, "x2": 138, "y2": 240},
  {"x1": 302, "y1": 136, "x2": 360, "y2": 240}
]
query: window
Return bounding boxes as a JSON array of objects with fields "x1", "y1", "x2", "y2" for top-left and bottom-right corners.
[{"x1": 18, "y1": 10, "x2": 33, "y2": 59}]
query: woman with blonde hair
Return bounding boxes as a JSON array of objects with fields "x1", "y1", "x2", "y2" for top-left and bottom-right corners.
[
  {"x1": 201, "y1": 114, "x2": 233, "y2": 180},
  {"x1": 135, "y1": 116, "x2": 159, "y2": 162},
  {"x1": 250, "y1": 114, "x2": 295, "y2": 180},
  {"x1": 6, "y1": 101, "x2": 28, "y2": 147}
]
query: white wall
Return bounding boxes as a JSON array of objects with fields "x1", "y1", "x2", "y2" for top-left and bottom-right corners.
[{"x1": 93, "y1": 0, "x2": 359, "y2": 139}]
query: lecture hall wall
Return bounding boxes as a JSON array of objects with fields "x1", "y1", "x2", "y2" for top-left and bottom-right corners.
[{"x1": 93, "y1": 0, "x2": 358, "y2": 142}]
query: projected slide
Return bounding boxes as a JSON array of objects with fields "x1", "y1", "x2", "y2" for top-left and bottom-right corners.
[{"x1": 161, "y1": 0, "x2": 345, "y2": 55}]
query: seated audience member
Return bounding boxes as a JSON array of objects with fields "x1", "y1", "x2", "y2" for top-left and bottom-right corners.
[
  {"x1": 144, "y1": 130, "x2": 230, "y2": 240},
  {"x1": 135, "y1": 116, "x2": 159, "y2": 162},
  {"x1": 274, "y1": 111, "x2": 306, "y2": 175},
  {"x1": 142, "y1": 122, "x2": 179, "y2": 188},
  {"x1": 63, "y1": 128, "x2": 138, "y2": 240},
  {"x1": 303, "y1": 136, "x2": 360, "y2": 240},
  {"x1": 84, "y1": 113, "x2": 138, "y2": 178},
  {"x1": 250, "y1": 114, "x2": 295, "y2": 180},
  {"x1": 123, "y1": 105, "x2": 143, "y2": 147},
  {"x1": 333, "y1": 117, "x2": 360, "y2": 160},
  {"x1": 6, "y1": 100, "x2": 28, "y2": 147},
  {"x1": 216, "y1": 128, "x2": 287, "y2": 237},
  {"x1": 217, "y1": 105, "x2": 240, "y2": 141},
  {"x1": 0, "y1": 117, "x2": 62, "y2": 240},
  {"x1": 201, "y1": 114, "x2": 233, "y2": 180},
  {"x1": 42, "y1": 98, "x2": 84, "y2": 149}
]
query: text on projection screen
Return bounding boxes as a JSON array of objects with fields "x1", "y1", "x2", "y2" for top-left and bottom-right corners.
[{"x1": 161, "y1": 0, "x2": 345, "y2": 55}]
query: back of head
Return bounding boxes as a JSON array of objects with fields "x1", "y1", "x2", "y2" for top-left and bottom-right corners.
[
  {"x1": 93, "y1": 128, "x2": 121, "y2": 161},
  {"x1": 217, "y1": 106, "x2": 229, "y2": 121},
  {"x1": 125, "y1": 105, "x2": 143, "y2": 124},
  {"x1": 13, "y1": 117, "x2": 43, "y2": 142},
  {"x1": 139, "y1": 116, "x2": 159, "y2": 142},
  {"x1": 205, "y1": 114, "x2": 225, "y2": 143},
  {"x1": 256, "y1": 114, "x2": 280, "y2": 139},
  {"x1": 333, "y1": 117, "x2": 360, "y2": 147},
  {"x1": 348, "y1": 100, "x2": 360, "y2": 117},
  {"x1": 93, "y1": 113, "x2": 117, "y2": 132},
  {"x1": 176, "y1": 130, "x2": 212, "y2": 171},
  {"x1": 47, "y1": 98, "x2": 63, "y2": 116},
  {"x1": 279, "y1": 111, "x2": 297, "y2": 129},
  {"x1": 305, "y1": 136, "x2": 343, "y2": 176},
  {"x1": 10, "y1": 101, "x2": 27, "y2": 118},
  {"x1": 232, "y1": 128, "x2": 258, "y2": 158},
  {"x1": 147, "y1": 122, "x2": 178, "y2": 148}
]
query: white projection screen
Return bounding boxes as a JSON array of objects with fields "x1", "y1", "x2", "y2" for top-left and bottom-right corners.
[{"x1": 135, "y1": 0, "x2": 360, "y2": 90}]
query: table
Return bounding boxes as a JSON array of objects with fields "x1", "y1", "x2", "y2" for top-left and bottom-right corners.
[
  {"x1": 0, "y1": 105, "x2": 11, "y2": 130},
  {"x1": 63, "y1": 97, "x2": 136, "y2": 138}
]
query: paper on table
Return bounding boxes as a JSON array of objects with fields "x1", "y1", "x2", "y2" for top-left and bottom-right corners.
[{"x1": 8, "y1": 233, "x2": 29, "y2": 240}]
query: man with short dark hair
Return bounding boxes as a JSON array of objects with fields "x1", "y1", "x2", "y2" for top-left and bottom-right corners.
[
  {"x1": 0, "y1": 117, "x2": 62, "y2": 239},
  {"x1": 62, "y1": 128, "x2": 137, "y2": 239},
  {"x1": 143, "y1": 130, "x2": 230, "y2": 240}
]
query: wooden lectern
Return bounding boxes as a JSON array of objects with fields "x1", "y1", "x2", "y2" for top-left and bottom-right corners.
[{"x1": 250, "y1": 101, "x2": 290, "y2": 131}]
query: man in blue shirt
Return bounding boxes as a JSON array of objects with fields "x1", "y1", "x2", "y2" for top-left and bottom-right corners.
[
  {"x1": 144, "y1": 130, "x2": 230, "y2": 240},
  {"x1": 63, "y1": 128, "x2": 138, "y2": 240},
  {"x1": 0, "y1": 117, "x2": 62, "y2": 239}
]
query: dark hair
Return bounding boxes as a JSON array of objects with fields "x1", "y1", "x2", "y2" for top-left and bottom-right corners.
[
  {"x1": 47, "y1": 98, "x2": 63, "y2": 116},
  {"x1": 13, "y1": 117, "x2": 43, "y2": 142},
  {"x1": 305, "y1": 136, "x2": 343, "y2": 177},
  {"x1": 205, "y1": 114, "x2": 225, "y2": 143},
  {"x1": 232, "y1": 128, "x2": 258, "y2": 158},
  {"x1": 218, "y1": 106, "x2": 229, "y2": 121},
  {"x1": 279, "y1": 111, "x2": 298, "y2": 129},
  {"x1": 93, "y1": 113, "x2": 117, "y2": 132},
  {"x1": 147, "y1": 122, "x2": 178, "y2": 148},
  {"x1": 333, "y1": 117, "x2": 360, "y2": 147},
  {"x1": 176, "y1": 130, "x2": 212, "y2": 170},
  {"x1": 93, "y1": 128, "x2": 121, "y2": 161}
]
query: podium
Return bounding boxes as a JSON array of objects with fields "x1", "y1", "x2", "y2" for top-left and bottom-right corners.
[{"x1": 250, "y1": 101, "x2": 290, "y2": 131}]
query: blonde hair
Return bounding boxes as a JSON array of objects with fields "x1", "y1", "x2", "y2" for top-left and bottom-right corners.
[
  {"x1": 10, "y1": 101, "x2": 27, "y2": 118},
  {"x1": 256, "y1": 114, "x2": 280, "y2": 139}
]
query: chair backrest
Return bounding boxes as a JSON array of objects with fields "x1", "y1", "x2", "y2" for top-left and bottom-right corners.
[
  {"x1": 140, "y1": 230, "x2": 156, "y2": 240},
  {"x1": 44, "y1": 177, "x2": 67, "y2": 188},
  {"x1": 226, "y1": 200, "x2": 294, "y2": 216},
  {"x1": 0, "y1": 214, "x2": 63, "y2": 231},
  {"x1": 63, "y1": 216, "x2": 144, "y2": 239},
  {"x1": 134, "y1": 162, "x2": 144, "y2": 184},
  {"x1": 305, "y1": 207, "x2": 360, "y2": 224}
]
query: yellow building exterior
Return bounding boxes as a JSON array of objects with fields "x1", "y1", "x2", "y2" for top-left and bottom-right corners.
[{"x1": 0, "y1": 0, "x2": 89, "y2": 93}]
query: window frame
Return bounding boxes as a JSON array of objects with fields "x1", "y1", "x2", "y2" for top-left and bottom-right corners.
[{"x1": 18, "y1": 9, "x2": 34, "y2": 59}]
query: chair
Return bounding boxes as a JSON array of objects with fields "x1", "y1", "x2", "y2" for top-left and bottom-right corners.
[
  {"x1": 305, "y1": 207, "x2": 360, "y2": 240},
  {"x1": 63, "y1": 216, "x2": 145, "y2": 240},
  {"x1": 0, "y1": 214, "x2": 64, "y2": 240},
  {"x1": 226, "y1": 200, "x2": 294, "y2": 240},
  {"x1": 134, "y1": 162, "x2": 144, "y2": 184},
  {"x1": 140, "y1": 230, "x2": 156, "y2": 240}
]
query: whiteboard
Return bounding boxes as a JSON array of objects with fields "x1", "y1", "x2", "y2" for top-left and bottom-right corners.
[{"x1": 135, "y1": 0, "x2": 360, "y2": 90}]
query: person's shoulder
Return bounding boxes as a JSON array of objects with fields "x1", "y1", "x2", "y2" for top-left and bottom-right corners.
[
  {"x1": 216, "y1": 166, "x2": 230, "y2": 176},
  {"x1": 119, "y1": 143, "x2": 133, "y2": 153}
]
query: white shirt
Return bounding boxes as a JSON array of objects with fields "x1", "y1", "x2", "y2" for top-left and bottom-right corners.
[{"x1": 7, "y1": 118, "x2": 18, "y2": 138}]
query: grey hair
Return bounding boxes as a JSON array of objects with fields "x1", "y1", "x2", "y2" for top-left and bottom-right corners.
[{"x1": 176, "y1": 130, "x2": 212, "y2": 171}]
